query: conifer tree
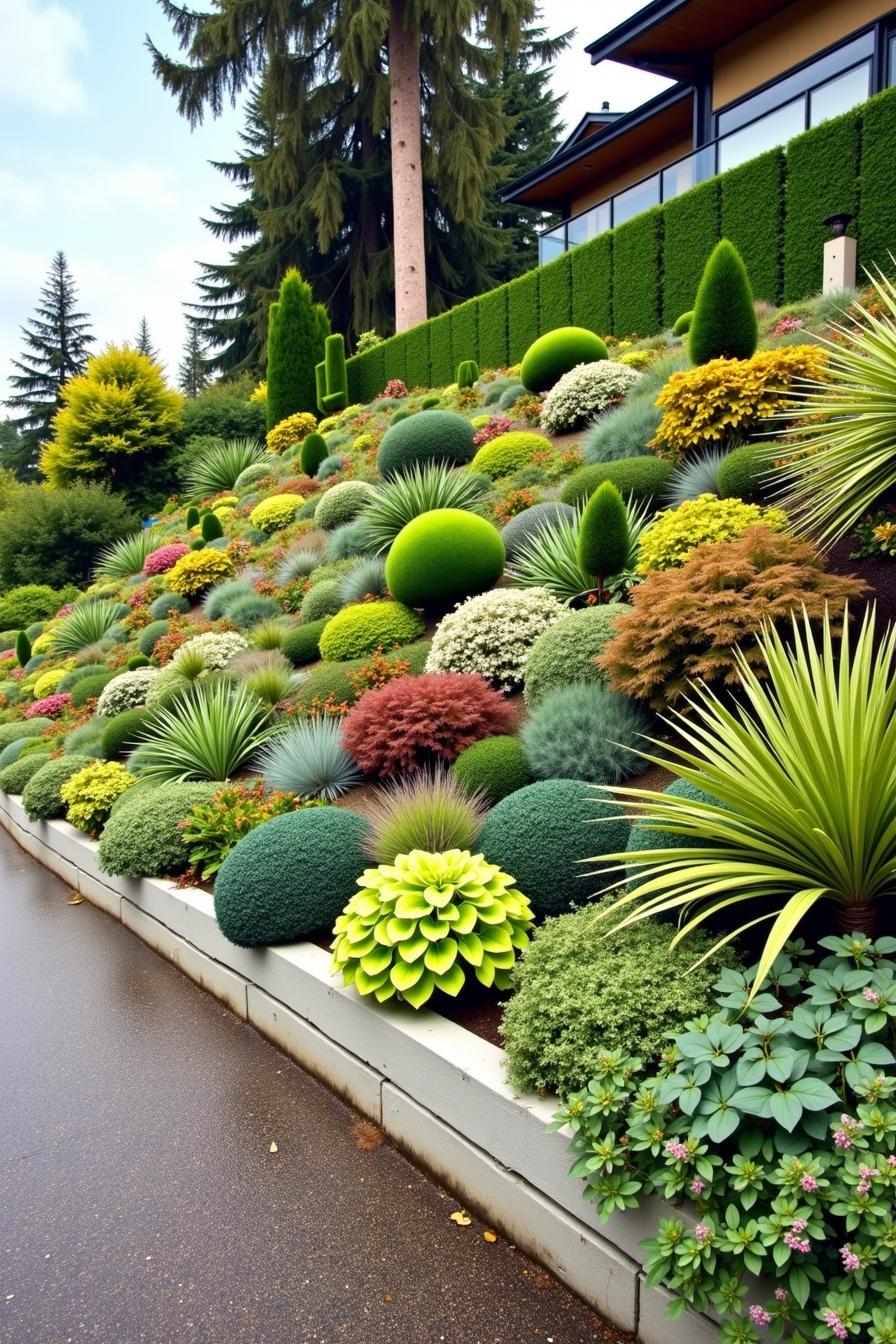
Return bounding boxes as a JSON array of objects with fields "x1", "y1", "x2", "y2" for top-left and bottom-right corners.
[
  {"x1": 688, "y1": 240, "x2": 759, "y2": 365},
  {"x1": 266, "y1": 270, "x2": 329, "y2": 428},
  {"x1": 178, "y1": 322, "x2": 211, "y2": 398},
  {"x1": 6, "y1": 251, "x2": 93, "y2": 453},
  {"x1": 135, "y1": 316, "x2": 160, "y2": 361}
]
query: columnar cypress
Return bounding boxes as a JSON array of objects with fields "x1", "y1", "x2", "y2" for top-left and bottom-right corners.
[
  {"x1": 265, "y1": 271, "x2": 330, "y2": 429},
  {"x1": 688, "y1": 239, "x2": 758, "y2": 365}
]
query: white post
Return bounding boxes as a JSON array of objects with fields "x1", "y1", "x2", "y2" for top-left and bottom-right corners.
[{"x1": 823, "y1": 235, "x2": 857, "y2": 294}]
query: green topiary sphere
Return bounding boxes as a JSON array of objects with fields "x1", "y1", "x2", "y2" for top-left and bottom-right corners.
[
  {"x1": 22, "y1": 754, "x2": 94, "y2": 821},
  {"x1": 138, "y1": 619, "x2": 169, "y2": 656},
  {"x1": 300, "y1": 580, "x2": 344, "y2": 623},
  {"x1": 282, "y1": 618, "x2": 330, "y2": 667},
  {"x1": 101, "y1": 709, "x2": 149, "y2": 761},
  {"x1": 451, "y1": 735, "x2": 531, "y2": 804},
  {"x1": 314, "y1": 481, "x2": 376, "y2": 530},
  {"x1": 98, "y1": 780, "x2": 221, "y2": 879},
  {"x1": 213, "y1": 806, "x2": 370, "y2": 947},
  {"x1": 385, "y1": 509, "x2": 505, "y2": 609},
  {"x1": 377, "y1": 410, "x2": 475, "y2": 479},
  {"x1": 523, "y1": 604, "x2": 628, "y2": 706},
  {"x1": 520, "y1": 326, "x2": 608, "y2": 393},
  {"x1": 717, "y1": 442, "x2": 771, "y2": 503},
  {"x1": 688, "y1": 239, "x2": 758, "y2": 365},
  {"x1": 127, "y1": 654, "x2": 151, "y2": 670},
  {"x1": 317, "y1": 600, "x2": 425, "y2": 662},
  {"x1": 0, "y1": 752, "x2": 53, "y2": 793},
  {"x1": 477, "y1": 778, "x2": 628, "y2": 917},
  {"x1": 469, "y1": 431, "x2": 552, "y2": 479},
  {"x1": 560, "y1": 457, "x2": 673, "y2": 507}
]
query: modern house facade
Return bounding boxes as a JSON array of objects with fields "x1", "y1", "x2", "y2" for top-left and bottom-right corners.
[{"x1": 502, "y1": 0, "x2": 896, "y2": 265}]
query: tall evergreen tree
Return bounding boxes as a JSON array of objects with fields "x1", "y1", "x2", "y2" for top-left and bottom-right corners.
[
  {"x1": 135, "y1": 316, "x2": 160, "y2": 361},
  {"x1": 0, "y1": 419, "x2": 37, "y2": 483},
  {"x1": 148, "y1": 0, "x2": 537, "y2": 332},
  {"x1": 266, "y1": 269, "x2": 329, "y2": 427},
  {"x1": 178, "y1": 322, "x2": 211, "y2": 398},
  {"x1": 6, "y1": 251, "x2": 93, "y2": 453}
]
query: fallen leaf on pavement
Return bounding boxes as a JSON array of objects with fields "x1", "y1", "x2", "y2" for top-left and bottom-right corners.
[
  {"x1": 483, "y1": 1230, "x2": 498, "y2": 1243},
  {"x1": 449, "y1": 1210, "x2": 471, "y2": 1226},
  {"x1": 269, "y1": 1141, "x2": 278, "y2": 1153}
]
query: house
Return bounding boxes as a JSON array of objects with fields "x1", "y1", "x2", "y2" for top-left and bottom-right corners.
[{"x1": 502, "y1": 0, "x2": 896, "y2": 265}]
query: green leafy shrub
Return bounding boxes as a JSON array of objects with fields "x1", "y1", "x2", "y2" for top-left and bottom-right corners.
[
  {"x1": 201, "y1": 511, "x2": 223, "y2": 542},
  {"x1": 21, "y1": 754, "x2": 94, "y2": 821},
  {"x1": 214, "y1": 806, "x2": 370, "y2": 946},
  {"x1": 560, "y1": 457, "x2": 672, "y2": 507},
  {"x1": 233, "y1": 461, "x2": 273, "y2": 494},
  {"x1": 385, "y1": 509, "x2": 505, "y2": 609},
  {"x1": 0, "y1": 484, "x2": 138, "y2": 590},
  {"x1": 637, "y1": 494, "x2": 787, "y2": 573},
  {"x1": 70, "y1": 671, "x2": 117, "y2": 708},
  {"x1": 541, "y1": 361, "x2": 641, "y2": 435},
  {"x1": 314, "y1": 480, "x2": 376, "y2": 530},
  {"x1": 317, "y1": 600, "x2": 425, "y2": 662},
  {"x1": 523, "y1": 604, "x2": 627, "y2": 706},
  {"x1": 520, "y1": 327, "x2": 608, "y2": 393},
  {"x1": 0, "y1": 718, "x2": 52, "y2": 750},
  {"x1": 97, "y1": 780, "x2": 219, "y2": 878},
  {"x1": 424, "y1": 587, "x2": 564, "y2": 691},
  {"x1": 292, "y1": 642, "x2": 430, "y2": 711},
  {"x1": 469, "y1": 431, "x2": 552, "y2": 479},
  {"x1": 478, "y1": 778, "x2": 628, "y2": 919},
  {"x1": 332, "y1": 848, "x2": 534, "y2": 1007},
  {"x1": 356, "y1": 769, "x2": 488, "y2": 864},
  {"x1": 100, "y1": 709, "x2": 149, "y2": 761},
  {"x1": 180, "y1": 781, "x2": 310, "y2": 879},
  {"x1": 716, "y1": 441, "x2": 771, "y2": 502},
  {"x1": 266, "y1": 268, "x2": 328, "y2": 426},
  {"x1": 688, "y1": 238, "x2": 758, "y2": 364},
  {"x1": 521, "y1": 683, "x2": 649, "y2": 784},
  {"x1": 130, "y1": 681, "x2": 277, "y2": 783},
  {"x1": 0, "y1": 585, "x2": 65, "y2": 629},
  {"x1": 376, "y1": 410, "x2": 475, "y2": 478},
  {"x1": 257, "y1": 717, "x2": 363, "y2": 800},
  {"x1": 138, "y1": 620, "x2": 169, "y2": 656},
  {"x1": 300, "y1": 581, "x2": 345, "y2": 623},
  {"x1": 451, "y1": 735, "x2": 530, "y2": 804},
  {"x1": 60, "y1": 760, "x2": 137, "y2": 834},
  {"x1": 127, "y1": 654, "x2": 151, "y2": 671},
  {"x1": 501, "y1": 900, "x2": 730, "y2": 1096},
  {"x1": 282, "y1": 619, "x2": 330, "y2": 666},
  {"x1": 0, "y1": 752, "x2": 53, "y2": 793}
]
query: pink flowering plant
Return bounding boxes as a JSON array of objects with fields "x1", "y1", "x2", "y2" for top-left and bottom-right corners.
[
  {"x1": 143, "y1": 543, "x2": 190, "y2": 576},
  {"x1": 553, "y1": 935, "x2": 896, "y2": 1343},
  {"x1": 25, "y1": 693, "x2": 72, "y2": 719}
]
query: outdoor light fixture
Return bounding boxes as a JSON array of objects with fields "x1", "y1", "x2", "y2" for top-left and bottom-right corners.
[
  {"x1": 823, "y1": 211, "x2": 855, "y2": 238},
  {"x1": 821, "y1": 213, "x2": 857, "y2": 293}
]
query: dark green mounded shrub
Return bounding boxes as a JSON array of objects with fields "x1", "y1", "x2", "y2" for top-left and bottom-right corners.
[
  {"x1": 300, "y1": 581, "x2": 346, "y2": 627},
  {"x1": 185, "y1": 505, "x2": 200, "y2": 528},
  {"x1": 451, "y1": 735, "x2": 531, "y2": 804},
  {"x1": 523, "y1": 604, "x2": 628, "y2": 707},
  {"x1": 612, "y1": 207, "x2": 662, "y2": 337},
  {"x1": 859, "y1": 86, "x2": 896, "y2": 279},
  {"x1": 314, "y1": 481, "x2": 376, "y2": 530},
  {"x1": 385, "y1": 509, "x2": 505, "y2": 609},
  {"x1": 507, "y1": 269, "x2": 541, "y2": 363},
  {"x1": 688, "y1": 239, "x2": 758, "y2": 365},
  {"x1": 784, "y1": 108, "x2": 859, "y2": 305},
  {"x1": 501, "y1": 502, "x2": 576, "y2": 560},
  {"x1": 0, "y1": 752, "x2": 53, "y2": 793},
  {"x1": 15, "y1": 631, "x2": 31, "y2": 667},
  {"x1": 213, "y1": 806, "x2": 370, "y2": 947},
  {"x1": 571, "y1": 231, "x2": 612, "y2": 334},
  {"x1": 521, "y1": 683, "x2": 649, "y2": 785},
  {"x1": 520, "y1": 326, "x2": 608, "y2": 394},
  {"x1": 189, "y1": 538, "x2": 206, "y2": 551},
  {"x1": 538, "y1": 250, "x2": 573, "y2": 333},
  {"x1": 720, "y1": 146, "x2": 785, "y2": 303},
  {"x1": 560, "y1": 457, "x2": 673, "y2": 507},
  {"x1": 98, "y1": 781, "x2": 220, "y2": 879},
  {"x1": 662, "y1": 178, "x2": 720, "y2": 328},
  {"x1": 21, "y1": 754, "x2": 94, "y2": 821},
  {"x1": 0, "y1": 585, "x2": 64, "y2": 629},
  {"x1": 376, "y1": 410, "x2": 475, "y2": 479},
  {"x1": 224, "y1": 592, "x2": 283, "y2": 629},
  {"x1": 56, "y1": 663, "x2": 108, "y2": 694},
  {"x1": 0, "y1": 484, "x2": 138, "y2": 590},
  {"x1": 138, "y1": 620, "x2": 169, "y2": 656},
  {"x1": 717, "y1": 442, "x2": 772, "y2": 503},
  {"x1": 673, "y1": 310, "x2": 694, "y2": 336},
  {"x1": 300, "y1": 431, "x2": 328, "y2": 477},
  {"x1": 282, "y1": 618, "x2": 330, "y2": 667},
  {"x1": 626, "y1": 777, "x2": 723, "y2": 889},
  {"x1": 577, "y1": 482, "x2": 629, "y2": 587},
  {"x1": 0, "y1": 719, "x2": 52, "y2": 751},
  {"x1": 478, "y1": 778, "x2": 628, "y2": 919},
  {"x1": 317, "y1": 600, "x2": 425, "y2": 662},
  {"x1": 127, "y1": 654, "x2": 151, "y2": 671},
  {"x1": 478, "y1": 286, "x2": 509, "y2": 369},
  {"x1": 201, "y1": 511, "x2": 224, "y2": 542},
  {"x1": 292, "y1": 641, "x2": 431, "y2": 711},
  {"x1": 70, "y1": 671, "x2": 117, "y2": 708},
  {"x1": 100, "y1": 709, "x2": 149, "y2": 761},
  {"x1": 501, "y1": 899, "x2": 733, "y2": 1097}
]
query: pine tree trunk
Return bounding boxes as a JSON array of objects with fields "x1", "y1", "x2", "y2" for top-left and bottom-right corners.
[{"x1": 388, "y1": 0, "x2": 428, "y2": 332}]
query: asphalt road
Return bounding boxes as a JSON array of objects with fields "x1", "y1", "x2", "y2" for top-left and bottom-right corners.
[{"x1": 0, "y1": 824, "x2": 625, "y2": 1344}]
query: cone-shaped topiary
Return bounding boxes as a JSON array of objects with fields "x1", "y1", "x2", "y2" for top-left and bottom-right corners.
[
  {"x1": 331, "y1": 848, "x2": 535, "y2": 1007},
  {"x1": 688, "y1": 239, "x2": 758, "y2": 365},
  {"x1": 201, "y1": 511, "x2": 224, "y2": 541},
  {"x1": 385, "y1": 509, "x2": 505, "y2": 609},
  {"x1": 300, "y1": 431, "x2": 328, "y2": 477},
  {"x1": 214, "y1": 806, "x2": 370, "y2": 947},
  {"x1": 15, "y1": 630, "x2": 31, "y2": 667},
  {"x1": 521, "y1": 326, "x2": 608, "y2": 393},
  {"x1": 456, "y1": 359, "x2": 480, "y2": 388},
  {"x1": 377, "y1": 411, "x2": 475, "y2": 479},
  {"x1": 577, "y1": 481, "x2": 630, "y2": 598},
  {"x1": 266, "y1": 268, "x2": 329, "y2": 427}
]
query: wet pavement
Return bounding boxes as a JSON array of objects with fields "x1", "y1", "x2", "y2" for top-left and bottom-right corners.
[{"x1": 0, "y1": 825, "x2": 624, "y2": 1344}]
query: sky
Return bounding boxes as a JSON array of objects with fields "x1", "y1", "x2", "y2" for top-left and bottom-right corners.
[{"x1": 0, "y1": 0, "x2": 670, "y2": 391}]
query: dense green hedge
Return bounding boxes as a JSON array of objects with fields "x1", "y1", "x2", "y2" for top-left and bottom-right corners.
[{"x1": 346, "y1": 86, "x2": 896, "y2": 399}]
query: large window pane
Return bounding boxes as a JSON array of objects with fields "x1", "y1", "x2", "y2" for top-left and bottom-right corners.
[
  {"x1": 890, "y1": 34, "x2": 896, "y2": 87},
  {"x1": 612, "y1": 173, "x2": 660, "y2": 226},
  {"x1": 567, "y1": 201, "x2": 611, "y2": 245},
  {"x1": 717, "y1": 30, "x2": 874, "y2": 135},
  {"x1": 718, "y1": 98, "x2": 805, "y2": 172},
  {"x1": 662, "y1": 144, "x2": 716, "y2": 202},
  {"x1": 809, "y1": 61, "x2": 870, "y2": 126},
  {"x1": 539, "y1": 226, "x2": 567, "y2": 265}
]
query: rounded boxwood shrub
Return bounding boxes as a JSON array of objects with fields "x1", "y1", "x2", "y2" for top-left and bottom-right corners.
[
  {"x1": 300, "y1": 580, "x2": 344, "y2": 623},
  {"x1": 477, "y1": 778, "x2": 628, "y2": 919},
  {"x1": 376, "y1": 411, "x2": 475, "y2": 479},
  {"x1": 98, "y1": 780, "x2": 220, "y2": 879},
  {"x1": 149, "y1": 592, "x2": 189, "y2": 620},
  {"x1": 56, "y1": 662, "x2": 108, "y2": 694},
  {"x1": 523, "y1": 604, "x2": 628, "y2": 707},
  {"x1": 0, "y1": 751, "x2": 53, "y2": 793},
  {"x1": 0, "y1": 718, "x2": 52, "y2": 750},
  {"x1": 520, "y1": 326, "x2": 608, "y2": 393},
  {"x1": 501, "y1": 501, "x2": 575, "y2": 560},
  {"x1": 100, "y1": 709, "x2": 149, "y2": 761},
  {"x1": 213, "y1": 806, "x2": 370, "y2": 947},
  {"x1": 138, "y1": 619, "x2": 169, "y2": 656},
  {"x1": 717, "y1": 441, "x2": 771, "y2": 503},
  {"x1": 469, "y1": 432, "x2": 552, "y2": 480},
  {"x1": 318, "y1": 600, "x2": 425, "y2": 662},
  {"x1": 314, "y1": 481, "x2": 376, "y2": 530},
  {"x1": 281, "y1": 618, "x2": 330, "y2": 667},
  {"x1": 559, "y1": 457, "x2": 673, "y2": 507},
  {"x1": 451, "y1": 735, "x2": 531, "y2": 804},
  {"x1": 385, "y1": 509, "x2": 505, "y2": 609},
  {"x1": 21, "y1": 753, "x2": 94, "y2": 821},
  {"x1": 70, "y1": 671, "x2": 117, "y2": 708},
  {"x1": 248, "y1": 493, "x2": 303, "y2": 532},
  {"x1": 521, "y1": 683, "x2": 649, "y2": 785},
  {"x1": 501, "y1": 898, "x2": 734, "y2": 1097}
]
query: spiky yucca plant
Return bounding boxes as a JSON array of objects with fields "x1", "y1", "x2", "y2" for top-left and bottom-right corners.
[
  {"x1": 94, "y1": 528, "x2": 163, "y2": 580},
  {"x1": 52, "y1": 599, "x2": 129, "y2": 654},
  {"x1": 360, "y1": 461, "x2": 489, "y2": 554},
  {"x1": 130, "y1": 681, "x2": 276, "y2": 782},
  {"x1": 184, "y1": 438, "x2": 268, "y2": 499},
  {"x1": 257, "y1": 716, "x2": 362, "y2": 800}
]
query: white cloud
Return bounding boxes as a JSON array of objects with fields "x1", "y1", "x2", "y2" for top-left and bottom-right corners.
[
  {"x1": 0, "y1": 0, "x2": 88, "y2": 116},
  {"x1": 60, "y1": 159, "x2": 180, "y2": 214},
  {"x1": 0, "y1": 168, "x2": 43, "y2": 215}
]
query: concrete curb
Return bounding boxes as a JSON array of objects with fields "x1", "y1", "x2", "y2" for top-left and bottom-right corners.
[{"x1": 0, "y1": 792, "x2": 720, "y2": 1343}]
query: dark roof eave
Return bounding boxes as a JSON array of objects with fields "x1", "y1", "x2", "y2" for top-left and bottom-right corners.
[
  {"x1": 584, "y1": 0, "x2": 692, "y2": 65},
  {"x1": 500, "y1": 82, "x2": 692, "y2": 204}
]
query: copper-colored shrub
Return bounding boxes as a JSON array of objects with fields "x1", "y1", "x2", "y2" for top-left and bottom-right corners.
[{"x1": 598, "y1": 526, "x2": 867, "y2": 709}]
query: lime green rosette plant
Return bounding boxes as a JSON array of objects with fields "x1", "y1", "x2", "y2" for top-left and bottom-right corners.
[{"x1": 331, "y1": 848, "x2": 534, "y2": 1009}]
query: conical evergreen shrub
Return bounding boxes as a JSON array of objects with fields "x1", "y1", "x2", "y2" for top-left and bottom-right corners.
[
  {"x1": 266, "y1": 269, "x2": 330, "y2": 429},
  {"x1": 577, "y1": 481, "x2": 630, "y2": 598},
  {"x1": 688, "y1": 240, "x2": 758, "y2": 365},
  {"x1": 300, "y1": 431, "x2": 328, "y2": 477}
]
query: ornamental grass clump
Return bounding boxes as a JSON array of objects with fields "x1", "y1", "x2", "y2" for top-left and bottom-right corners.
[
  {"x1": 359, "y1": 461, "x2": 489, "y2": 554},
  {"x1": 331, "y1": 848, "x2": 535, "y2": 1007},
  {"x1": 228, "y1": 649, "x2": 302, "y2": 710},
  {"x1": 130, "y1": 681, "x2": 277, "y2": 782},
  {"x1": 60, "y1": 760, "x2": 137, "y2": 835},
  {"x1": 257, "y1": 716, "x2": 363, "y2": 800},
  {"x1": 356, "y1": 769, "x2": 489, "y2": 865},
  {"x1": 52, "y1": 599, "x2": 129, "y2": 654},
  {"x1": 425, "y1": 587, "x2": 565, "y2": 691},
  {"x1": 521, "y1": 682, "x2": 649, "y2": 785},
  {"x1": 94, "y1": 528, "x2": 164, "y2": 580},
  {"x1": 540, "y1": 361, "x2": 641, "y2": 435},
  {"x1": 184, "y1": 438, "x2": 267, "y2": 498}
]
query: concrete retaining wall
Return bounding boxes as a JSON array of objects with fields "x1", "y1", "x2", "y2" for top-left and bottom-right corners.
[{"x1": 0, "y1": 790, "x2": 720, "y2": 1343}]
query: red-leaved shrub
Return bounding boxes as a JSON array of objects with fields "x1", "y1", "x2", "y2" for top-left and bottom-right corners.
[{"x1": 340, "y1": 673, "x2": 514, "y2": 776}]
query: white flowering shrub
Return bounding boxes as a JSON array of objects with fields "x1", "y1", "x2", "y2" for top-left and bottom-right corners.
[
  {"x1": 540, "y1": 360, "x2": 641, "y2": 434},
  {"x1": 95, "y1": 668, "x2": 160, "y2": 718},
  {"x1": 172, "y1": 631, "x2": 248, "y2": 673},
  {"x1": 425, "y1": 587, "x2": 566, "y2": 692}
]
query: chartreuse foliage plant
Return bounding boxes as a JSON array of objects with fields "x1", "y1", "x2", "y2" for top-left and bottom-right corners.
[
  {"x1": 165, "y1": 547, "x2": 233, "y2": 598},
  {"x1": 180, "y1": 781, "x2": 310, "y2": 880},
  {"x1": 385, "y1": 509, "x2": 505, "y2": 609},
  {"x1": 60, "y1": 760, "x2": 137, "y2": 835},
  {"x1": 130, "y1": 681, "x2": 277, "y2": 783},
  {"x1": 555, "y1": 936, "x2": 896, "y2": 1343},
  {"x1": 520, "y1": 326, "x2": 608, "y2": 393},
  {"x1": 318, "y1": 601, "x2": 425, "y2": 662},
  {"x1": 688, "y1": 239, "x2": 758, "y2": 364},
  {"x1": 266, "y1": 411, "x2": 318, "y2": 455},
  {"x1": 249, "y1": 494, "x2": 303, "y2": 532},
  {"x1": 470, "y1": 431, "x2": 551, "y2": 479},
  {"x1": 637, "y1": 494, "x2": 788, "y2": 573},
  {"x1": 593, "y1": 608, "x2": 896, "y2": 1002},
  {"x1": 331, "y1": 849, "x2": 535, "y2": 1008}
]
